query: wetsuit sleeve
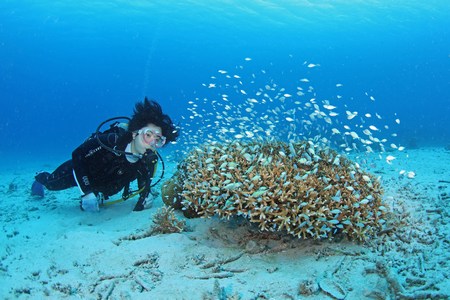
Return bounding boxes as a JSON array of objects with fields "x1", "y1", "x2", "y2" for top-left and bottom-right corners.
[
  {"x1": 72, "y1": 133, "x2": 119, "y2": 195},
  {"x1": 133, "y1": 151, "x2": 158, "y2": 211}
]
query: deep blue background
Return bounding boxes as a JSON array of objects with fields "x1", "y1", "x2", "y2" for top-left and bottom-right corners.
[{"x1": 0, "y1": 1, "x2": 449, "y2": 164}]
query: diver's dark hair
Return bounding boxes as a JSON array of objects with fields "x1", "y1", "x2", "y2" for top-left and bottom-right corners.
[{"x1": 128, "y1": 97, "x2": 179, "y2": 144}]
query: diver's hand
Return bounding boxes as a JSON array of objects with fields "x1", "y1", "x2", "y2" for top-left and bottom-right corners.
[
  {"x1": 142, "y1": 194, "x2": 154, "y2": 209},
  {"x1": 133, "y1": 194, "x2": 154, "y2": 211},
  {"x1": 80, "y1": 193, "x2": 100, "y2": 212}
]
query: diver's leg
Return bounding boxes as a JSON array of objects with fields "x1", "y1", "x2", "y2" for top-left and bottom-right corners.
[{"x1": 35, "y1": 160, "x2": 77, "y2": 191}]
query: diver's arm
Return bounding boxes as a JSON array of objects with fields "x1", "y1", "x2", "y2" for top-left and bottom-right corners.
[
  {"x1": 133, "y1": 151, "x2": 158, "y2": 211},
  {"x1": 72, "y1": 145, "x2": 95, "y2": 195},
  {"x1": 133, "y1": 179, "x2": 150, "y2": 211},
  {"x1": 72, "y1": 133, "x2": 119, "y2": 195}
]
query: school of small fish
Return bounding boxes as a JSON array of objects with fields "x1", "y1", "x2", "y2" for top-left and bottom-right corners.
[{"x1": 179, "y1": 57, "x2": 405, "y2": 168}]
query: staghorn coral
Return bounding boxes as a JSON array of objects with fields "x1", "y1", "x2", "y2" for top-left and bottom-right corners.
[
  {"x1": 150, "y1": 206, "x2": 186, "y2": 235},
  {"x1": 164, "y1": 140, "x2": 388, "y2": 241},
  {"x1": 119, "y1": 206, "x2": 185, "y2": 242}
]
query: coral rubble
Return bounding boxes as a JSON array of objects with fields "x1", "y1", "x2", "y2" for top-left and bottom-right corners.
[{"x1": 163, "y1": 140, "x2": 387, "y2": 241}]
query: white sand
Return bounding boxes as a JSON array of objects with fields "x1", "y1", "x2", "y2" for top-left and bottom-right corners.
[{"x1": 1, "y1": 147, "x2": 449, "y2": 299}]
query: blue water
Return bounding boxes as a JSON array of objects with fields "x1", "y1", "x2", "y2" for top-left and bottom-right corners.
[{"x1": 1, "y1": 1, "x2": 449, "y2": 164}]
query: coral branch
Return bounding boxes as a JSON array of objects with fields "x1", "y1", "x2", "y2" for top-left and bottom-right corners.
[
  {"x1": 134, "y1": 276, "x2": 153, "y2": 291},
  {"x1": 187, "y1": 272, "x2": 235, "y2": 280}
]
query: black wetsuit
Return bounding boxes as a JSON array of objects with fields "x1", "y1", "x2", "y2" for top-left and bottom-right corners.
[{"x1": 36, "y1": 128, "x2": 157, "y2": 211}]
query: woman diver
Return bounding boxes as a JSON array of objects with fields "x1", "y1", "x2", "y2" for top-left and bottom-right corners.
[{"x1": 33, "y1": 98, "x2": 178, "y2": 212}]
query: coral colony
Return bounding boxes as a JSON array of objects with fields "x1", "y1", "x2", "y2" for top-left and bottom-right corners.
[
  {"x1": 164, "y1": 58, "x2": 403, "y2": 241},
  {"x1": 163, "y1": 140, "x2": 386, "y2": 241}
]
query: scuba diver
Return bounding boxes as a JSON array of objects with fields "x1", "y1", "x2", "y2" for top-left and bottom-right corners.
[{"x1": 33, "y1": 98, "x2": 178, "y2": 212}]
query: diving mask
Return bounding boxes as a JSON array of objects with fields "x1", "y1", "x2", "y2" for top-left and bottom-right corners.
[{"x1": 138, "y1": 127, "x2": 166, "y2": 148}]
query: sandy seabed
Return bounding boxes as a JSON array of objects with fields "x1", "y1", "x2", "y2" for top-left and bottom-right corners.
[{"x1": 0, "y1": 147, "x2": 449, "y2": 300}]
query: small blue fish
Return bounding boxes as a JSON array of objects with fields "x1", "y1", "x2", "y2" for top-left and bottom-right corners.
[
  {"x1": 331, "y1": 190, "x2": 341, "y2": 202},
  {"x1": 31, "y1": 180, "x2": 45, "y2": 198}
]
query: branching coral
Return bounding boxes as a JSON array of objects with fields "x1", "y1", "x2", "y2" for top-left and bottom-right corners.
[
  {"x1": 150, "y1": 206, "x2": 186, "y2": 235},
  {"x1": 163, "y1": 140, "x2": 387, "y2": 241},
  {"x1": 119, "y1": 206, "x2": 185, "y2": 242}
]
